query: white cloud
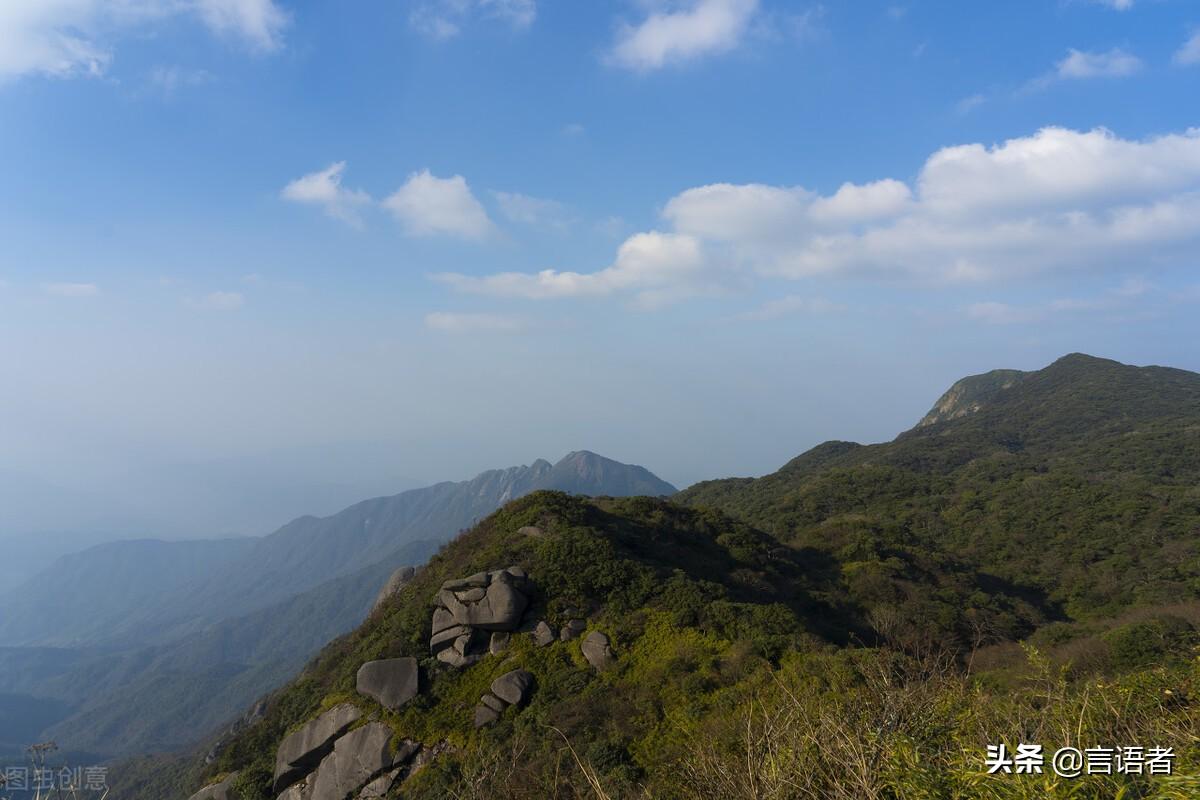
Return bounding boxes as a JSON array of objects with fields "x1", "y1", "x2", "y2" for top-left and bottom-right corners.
[
  {"x1": 1055, "y1": 47, "x2": 1142, "y2": 79},
  {"x1": 1090, "y1": 0, "x2": 1133, "y2": 9},
  {"x1": 1175, "y1": 31, "x2": 1200, "y2": 66},
  {"x1": 0, "y1": 1, "x2": 287, "y2": 81},
  {"x1": 608, "y1": 0, "x2": 759, "y2": 71},
  {"x1": 281, "y1": 162, "x2": 371, "y2": 228},
  {"x1": 437, "y1": 231, "x2": 712, "y2": 308},
  {"x1": 437, "y1": 126, "x2": 1200, "y2": 304},
  {"x1": 562, "y1": 122, "x2": 586, "y2": 136},
  {"x1": 384, "y1": 170, "x2": 494, "y2": 239},
  {"x1": 43, "y1": 282, "x2": 99, "y2": 297},
  {"x1": 424, "y1": 311, "x2": 528, "y2": 333},
  {"x1": 410, "y1": 0, "x2": 536, "y2": 40},
  {"x1": 190, "y1": 290, "x2": 245, "y2": 311},
  {"x1": 492, "y1": 191, "x2": 570, "y2": 228},
  {"x1": 736, "y1": 295, "x2": 842, "y2": 321}
]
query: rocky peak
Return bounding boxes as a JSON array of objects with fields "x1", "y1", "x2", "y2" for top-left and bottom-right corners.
[{"x1": 917, "y1": 368, "x2": 1027, "y2": 428}]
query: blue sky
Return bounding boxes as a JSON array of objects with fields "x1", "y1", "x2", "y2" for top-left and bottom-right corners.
[{"x1": 2, "y1": 0, "x2": 1200, "y2": 538}]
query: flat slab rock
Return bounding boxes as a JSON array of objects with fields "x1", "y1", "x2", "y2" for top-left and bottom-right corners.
[
  {"x1": 357, "y1": 658, "x2": 420, "y2": 711},
  {"x1": 274, "y1": 703, "x2": 362, "y2": 793},
  {"x1": 188, "y1": 772, "x2": 238, "y2": 800}
]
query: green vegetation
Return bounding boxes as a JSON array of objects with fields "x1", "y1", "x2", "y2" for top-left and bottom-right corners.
[{"x1": 165, "y1": 354, "x2": 1200, "y2": 799}]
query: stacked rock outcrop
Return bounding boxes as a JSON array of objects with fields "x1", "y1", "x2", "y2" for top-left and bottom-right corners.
[{"x1": 430, "y1": 567, "x2": 530, "y2": 668}]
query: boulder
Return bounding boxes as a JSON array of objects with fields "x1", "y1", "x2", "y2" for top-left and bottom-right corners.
[
  {"x1": 356, "y1": 769, "x2": 401, "y2": 799},
  {"x1": 518, "y1": 526, "x2": 544, "y2": 537},
  {"x1": 479, "y1": 693, "x2": 507, "y2": 713},
  {"x1": 370, "y1": 566, "x2": 416, "y2": 612},
  {"x1": 559, "y1": 619, "x2": 586, "y2": 641},
  {"x1": 306, "y1": 723, "x2": 397, "y2": 800},
  {"x1": 533, "y1": 621, "x2": 556, "y2": 647},
  {"x1": 455, "y1": 587, "x2": 486, "y2": 602},
  {"x1": 489, "y1": 631, "x2": 510, "y2": 655},
  {"x1": 581, "y1": 631, "x2": 616, "y2": 671},
  {"x1": 473, "y1": 704, "x2": 501, "y2": 728},
  {"x1": 188, "y1": 772, "x2": 238, "y2": 800},
  {"x1": 456, "y1": 581, "x2": 527, "y2": 630},
  {"x1": 274, "y1": 704, "x2": 362, "y2": 793},
  {"x1": 356, "y1": 658, "x2": 419, "y2": 711},
  {"x1": 490, "y1": 669, "x2": 534, "y2": 706},
  {"x1": 436, "y1": 647, "x2": 482, "y2": 669}
]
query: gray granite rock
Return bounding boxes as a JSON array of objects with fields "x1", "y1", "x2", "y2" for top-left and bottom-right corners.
[
  {"x1": 435, "y1": 646, "x2": 482, "y2": 668},
  {"x1": 355, "y1": 768, "x2": 401, "y2": 800},
  {"x1": 371, "y1": 566, "x2": 416, "y2": 613},
  {"x1": 533, "y1": 620, "x2": 556, "y2": 646},
  {"x1": 490, "y1": 669, "x2": 534, "y2": 706},
  {"x1": 430, "y1": 607, "x2": 456, "y2": 635},
  {"x1": 518, "y1": 526, "x2": 544, "y2": 537},
  {"x1": 430, "y1": 624, "x2": 471, "y2": 652},
  {"x1": 430, "y1": 567, "x2": 532, "y2": 668},
  {"x1": 480, "y1": 693, "x2": 507, "y2": 713},
  {"x1": 581, "y1": 631, "x2": 616, "y2": 670},
  {"x1": 306, "y1": 723, "x2": 396, "y2": 800},
  {"x1": 356, "y1": 658, "x2": 419, "y2": 711},
  {"x1": 489, "y1": 631, "x2": 510, "y2": 655},
  {"x1": 559, "y1": 619, "x2": 586, "y2": 641},
  {"x1": 188, "y1": 772, "x2": 238, "y2": 800},
  {"x1": 473, "y1": 704, "x2": 501, "y2": 728},
  {"x1": 274, "y1": 703, "x2": 362, "y2": 793}
]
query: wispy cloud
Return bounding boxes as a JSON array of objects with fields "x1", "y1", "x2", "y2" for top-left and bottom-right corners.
[
  {"x1": 148, "y1": 65, "x2": 214, "y2": 95},
  {"x1": 607, "y1": 0, "x2": 760, "y2": 71},
  {"x1": 1024, "y1": 47, "x2": 1141, "y2": 91},
  {"x1": 1175, "y1": 30, "x2": 1200, "y2": 66},
  {"x1": 0, "y1": 0, "x2": 287, "y2": 82},
  {"x1": 281, "y1": 162, "x2": 372, "y2": 228},
  {"x1": 43, "y1": 282, "x2": 99, "y2": 297},
  {"x1": 956, "y1": 93, "x2": 985, "y2": 115},
  {"x1": 492, "y1": 190, "x2": 571, "y2": 228},
  {"x1": 424, "y1": 311, "x2": 529, "y2": 333},
  {"x1": 968, "y1": 278, "x2": 1154, "y2": 324},
  {"x1": 735, "y1": 295, "x2": 843, "y2": 321},
  {"x1": 189, "y1": 291, "x2": 245, "y2": 311},
  {"x1": 409, "y1": 0, "x2": 536, "y2": 40}
]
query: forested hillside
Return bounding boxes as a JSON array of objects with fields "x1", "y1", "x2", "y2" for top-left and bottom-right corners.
[{"x1": 154, "y1": 354, "x2": 1200, "y2": 800}]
